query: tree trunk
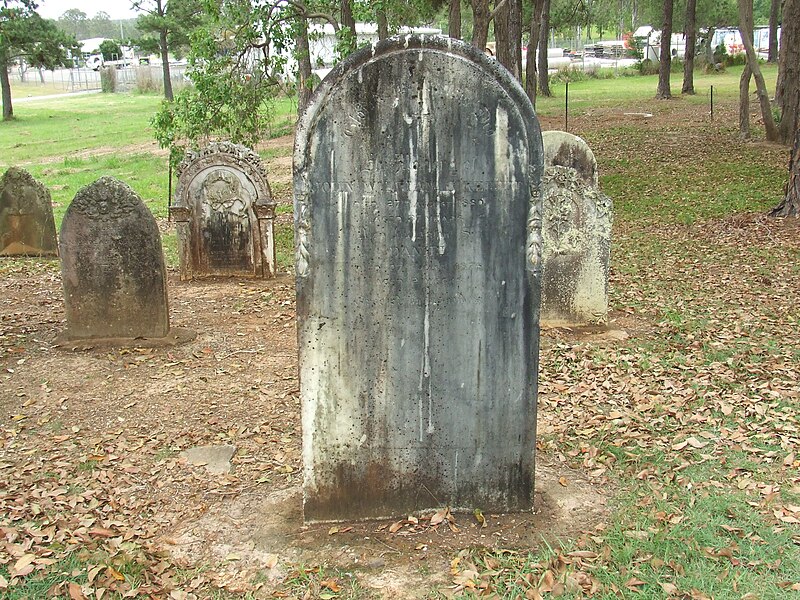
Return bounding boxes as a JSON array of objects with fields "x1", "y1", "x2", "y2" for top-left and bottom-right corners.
[
  {"x1": 159, "y1": 28, "x2": 174, "y2": 101},
  {"x1": 377, "y1": 10, "x2": 388, "y2": 40},
  {"x1": 738, "y1": 0, "x2": 779, "y2": 141},
  {"x1": 1, "y1": 53, "x2": 13, "y2": 121},
  {"x1": 525, "y1": 0, "x2": 545, "y2": 104},
  {"x1": 449, "y1": 0, "x2": 462, "y2": 40},
  {"x1": 296, "y1": 15, "x2": 313, "y2": 116},
  {"x1": 768, "y1": 0, "x2": 780, "y2": 62},
  {"x1": 509, "y1": 0, "x2": 523, "y2": 80},
  {"x1": 341, "y1": 0, "x2": 357, "y2": 54},
  {"x1": 775, "y1": 0, "x2": 799, "y2": 144},
  {"x1": 656, "y1": 0, "x2": 673, "y2": 99},
  {"x1": 471, "y1": 0, "x2": 491, "y2": 51},
  {"x1": 495, "y1": 0, "x2": 513, "y2": 70},
  {"x1": 537, "y1": 0, "x2": 551, "y2": 97},
  {"x1": 770, "y1": 127, "x2": 800, "y2": 217},
  {"x1": 739, "y1": 63, "x2": 752, "y2": 139},
  {"x1": 682, "y1": 0, "x2": 696, "y2": 94}
]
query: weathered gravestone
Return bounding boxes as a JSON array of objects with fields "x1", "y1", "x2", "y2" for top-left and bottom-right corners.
[
  {"x1": 0, "y1": 167, "x2": 58, "y2": 257},
  {"x1": 295, "y1": 35, "x2": 543, "y2": 522},
  {"x1": 59, "y1": 177, "x2": 171, "y2": 342},
  {"x1": 540, "y1": 131, "x2": 612, "y2": 326},
  {"x1": 171, "y1": 142, "x2": 277, "y2": 280}
]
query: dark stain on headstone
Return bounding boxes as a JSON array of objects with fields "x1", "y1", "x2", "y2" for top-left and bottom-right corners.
[{"x1": 540, "y1": 131, "x2": 612, "y2": 326}]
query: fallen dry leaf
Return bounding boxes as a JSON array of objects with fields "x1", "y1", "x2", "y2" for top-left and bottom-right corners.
[
  {"x1": 68, "y1": 582, "x2": 86, "y2": 600},
  {"x1": 320, "y1": 579, "x2": 341, "y2": 592}
]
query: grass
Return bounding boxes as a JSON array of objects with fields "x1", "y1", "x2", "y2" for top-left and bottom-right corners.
[
  {"x1": 276, "y1": 565, "x2": 376, "y2": 599},
  {"x1": 0, "y1": 94, "x2": 163, "y2": 167},
  {"x1": 534, "y1": 64, "x2": 776, "y2": 118},
  {"x1": 9, "y1": 81, "x2": 74, "y2": 99},
  {"x1": 1, "y1": 91, "x2": 296, "y2": 268}
]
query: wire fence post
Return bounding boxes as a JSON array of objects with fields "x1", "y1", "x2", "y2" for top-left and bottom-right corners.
[
  {"x1": 565, "y1": 81, "x2": 569, "y2": 132},
  {"x1": 710, "y1": 85, "x2": 714, "y2": 122}
]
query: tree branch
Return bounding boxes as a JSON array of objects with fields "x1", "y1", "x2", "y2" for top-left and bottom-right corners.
[
  {"x1": 489, "y1": 0, "x2": 509, "y2": 22},
  {"x1": 284, "y1": 0, "x2": 340, "y2": 31}
]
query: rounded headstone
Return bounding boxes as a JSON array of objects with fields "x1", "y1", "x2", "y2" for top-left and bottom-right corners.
[
  {"x1": 542, "y1": 131, "x2": 599, "y2": 188},
  {"x1": 172, "y1": 142, "x2": 276, "y2": 279},
  {"x1": 540, "y1": 131, "x2": 612, "y2": 326},
  {"x1": 59, "y1": 177, "x2": 170, "y2": 340},
  {"x1": 0, "y1": 167, "x2": 58, "y2": 257},
  {"x1": 295, "y1": 35, "x2": 543, "y2": 522}
]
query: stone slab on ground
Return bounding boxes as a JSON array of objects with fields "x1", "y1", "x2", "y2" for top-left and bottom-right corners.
[{"x1": 180, "y1": 444, "x2": 238, "y2": 474}]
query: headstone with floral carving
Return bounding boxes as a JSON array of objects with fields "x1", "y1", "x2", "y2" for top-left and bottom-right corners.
[
  {"x1": 171, "y1": 142, "x2": 276, "y2": 280},
  {"x1": 59, "y1": 177, "x2": 171, "y2": 342},
  {"x1": 540, "y1": 131, "x2": 613, "y2": 326}
]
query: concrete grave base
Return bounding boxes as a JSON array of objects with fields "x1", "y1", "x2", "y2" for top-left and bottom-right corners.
[{"x1": 53, "y1": 326, "x2": 197, "y2": 350}]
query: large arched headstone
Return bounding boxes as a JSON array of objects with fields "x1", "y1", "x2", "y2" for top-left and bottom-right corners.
[
  {"x1": 171, "y1": 142, "x2": 276, "y2": 280},
  {"x1": 540, "y1": 131, "x2": 612, "y2": 326},
  {"x1": 294, "y1": 35, "x2": 543, "y2": 522},
  {"x1": 0, "y1": 167, "x2": 58, "y2": 257},
  {"x1": 59, "y1": 177, "x2": 170, "y2": 341}
]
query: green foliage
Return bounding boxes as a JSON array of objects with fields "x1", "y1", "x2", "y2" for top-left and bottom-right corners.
[
  {"x1": 713, "y1": 42, "x2": 729, "y2": 64},
  {"x1": 150, "y1": 0, "x2": 301, "y2": 165},
  {"x1": 335, "y1": 25, "x2": 358, "y2": 58},
  {"x1": 98, "y1": 39, "x2": 122, "y2": 60},
  {"x1": 637, "y1": 58, "x2": 659, "y2": 75},
  {"x1": 1, "y1": 4, "x2": 80, "y2": 69},
  {"x1": 56, "y1": 9, "x2": 133, "y2": 39},
  {"x1": 550, "y1": 65, "x2": 619, "y2": 84},
  {"x1": 133, "y1": 0, "x2": 201, "y2": 58},
  {"x1": 628, "y1": 35, "x2": 645, "y2": 61},
  {"x1": 713, "y1": 42, "x2": 747, "y2": 67}
]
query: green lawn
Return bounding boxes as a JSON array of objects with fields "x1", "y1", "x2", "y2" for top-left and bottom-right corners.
[{"x1": 535, "y1": 64, "x2": 774, "y2": 117}]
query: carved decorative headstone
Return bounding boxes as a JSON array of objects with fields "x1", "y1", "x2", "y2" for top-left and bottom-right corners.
[
  {"x1": 540, "y1": 131, "x2": 612, "y2": 326},
  {"x1": 0, "y1": 167, "x2": 58, "y2": 257},
  {"x1": 59, "y1": 177, "x2": 171, "y2": 341},
  {"x1": 295, "y1": 35, "x2": 543, "y2": 522},
  {"x1": 171, "y1": 142, "x2": 276, "y2": 280}
]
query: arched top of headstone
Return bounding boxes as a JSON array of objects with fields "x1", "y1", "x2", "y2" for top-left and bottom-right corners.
[
  {"x1": 293, "y1": 33, "x2": 543, "y2": 521},
  {"x1": 174, "y1": 141, "x2": 273, "y2": 208},
  {"x1": 1, "y1": 166, "x2": 53, "y2": 218},
  {"x1": 542, "y1": 131, "x2": 598, "y2": 188},
  {"x1": 295, "y1": 34, "x2": 541, "y2": 175},
  {"x1": 67, "y1": 176, "x2": 144, "y2": 220},
  {"x1": 1, "y1": 166, "x2": 47, "y2": 195}
]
